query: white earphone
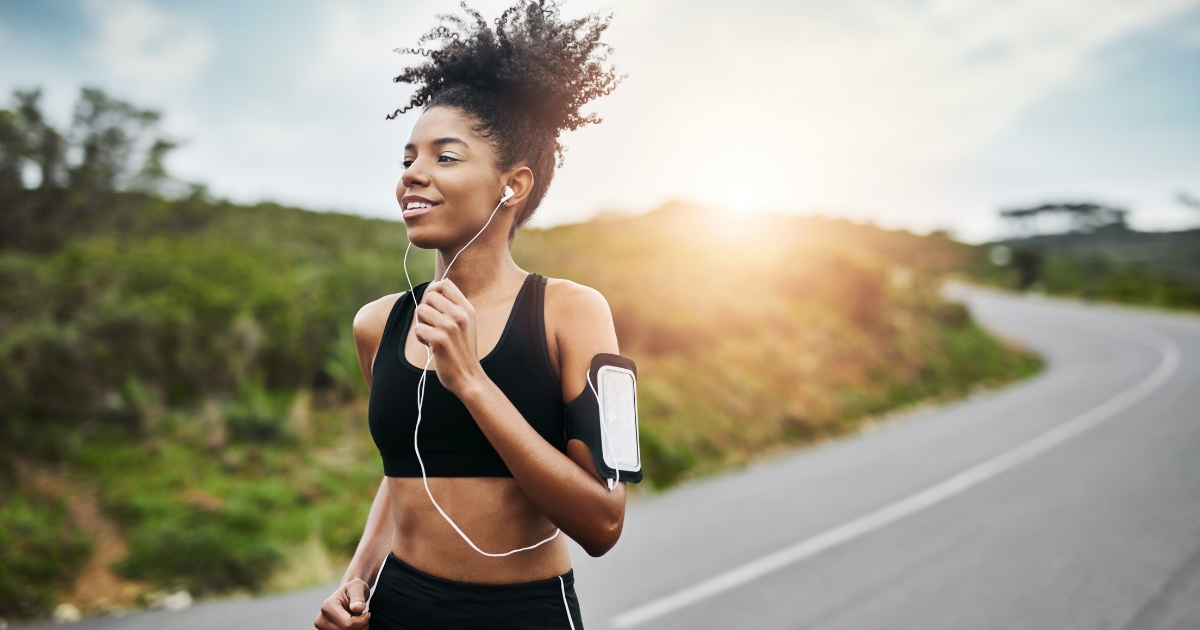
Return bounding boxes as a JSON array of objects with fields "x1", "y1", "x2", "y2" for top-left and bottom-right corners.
[{"x1": 502, "y1": 185, "x2": 515, "y2": 203}]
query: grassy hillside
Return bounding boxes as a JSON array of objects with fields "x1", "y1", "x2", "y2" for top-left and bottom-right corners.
[{"x1": 516, "y1": 205, "x2": 1040, "y2": 482}]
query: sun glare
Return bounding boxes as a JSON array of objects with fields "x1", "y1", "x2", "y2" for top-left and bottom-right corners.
[
  {"x1": 703, "y1": 205, "x2": 771, "y2": 248},
  {"x1": 704, "y1": 157, "x2": 772, "y2": 211}
]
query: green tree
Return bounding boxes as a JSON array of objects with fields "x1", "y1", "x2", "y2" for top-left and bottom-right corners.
[{"x1": 0, "y1": 87, "x2": 180, "y2": 252}]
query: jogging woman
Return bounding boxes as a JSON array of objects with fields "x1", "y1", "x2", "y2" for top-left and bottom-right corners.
[{"x1": 314, "y1": 2, "x2": 628, "y2": 628}]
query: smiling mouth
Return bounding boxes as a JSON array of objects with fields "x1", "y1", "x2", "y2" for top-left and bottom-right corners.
[{"x1": 402, "y1": 201, "x2": 440, "y2": 218}]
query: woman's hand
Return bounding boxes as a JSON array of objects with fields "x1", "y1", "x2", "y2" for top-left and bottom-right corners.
[
  {"x1": 314, "y1": 579, "x2": 370, "y2": 630},
  {"x1": 413, "y1": 279, "x2": 488, "y2": 395}
]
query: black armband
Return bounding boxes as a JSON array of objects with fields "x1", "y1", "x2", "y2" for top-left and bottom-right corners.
[{"x1": 565, "y1": 353, "x2": 643, "y2": 484}]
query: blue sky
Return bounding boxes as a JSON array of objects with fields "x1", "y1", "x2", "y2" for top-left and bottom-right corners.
[{"x1": 1, "y1": 0, "x2": 1198, "y2": 241}]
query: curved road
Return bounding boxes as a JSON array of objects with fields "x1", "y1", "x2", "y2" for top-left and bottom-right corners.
[{"x1": 34, "y1": 287, "x2": 1200, "y2": 629}]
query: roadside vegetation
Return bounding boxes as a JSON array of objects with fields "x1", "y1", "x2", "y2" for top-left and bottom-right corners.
[
  {"x1": 0, "y1": 88, "x2": 1040, "y2": 622},
  {"x1": 971, "y1": 250, "x2": 1200, "y2": 311},
  {"x1": 967, "y1": 203, "x2": 1200, "y2": 311}
]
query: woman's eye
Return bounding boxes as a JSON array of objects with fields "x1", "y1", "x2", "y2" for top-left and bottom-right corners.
[
  {"x1": 438, "y1": 155, "x2": 459, "y2": 163},
  {"x1": 401, "y1": 159, "x2": 414, "y2": 168}
]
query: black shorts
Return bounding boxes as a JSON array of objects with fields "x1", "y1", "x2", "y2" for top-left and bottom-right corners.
[{"x1": 366, "y1": 553, "x2": 584, "y2": 630}]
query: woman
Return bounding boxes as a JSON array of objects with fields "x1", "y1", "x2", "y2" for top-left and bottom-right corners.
[{"x1": 314, "y1": 3, "x2": 627, "y2": 629}]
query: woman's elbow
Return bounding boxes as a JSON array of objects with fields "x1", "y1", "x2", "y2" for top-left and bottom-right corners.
[{"x1": 580, "y1": 513, "x2": 624, "y2": 557}]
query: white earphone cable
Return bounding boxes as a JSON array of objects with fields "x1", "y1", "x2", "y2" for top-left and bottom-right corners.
[{"x1": 403, "y1": 191, "x2": 561, "y2": 557}]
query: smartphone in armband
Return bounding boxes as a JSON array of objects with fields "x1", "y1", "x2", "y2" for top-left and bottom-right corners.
[{"x1": 566, "y1": 353, "x2": 643, "y2": 485}]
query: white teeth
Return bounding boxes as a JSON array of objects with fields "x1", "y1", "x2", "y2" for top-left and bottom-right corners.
[{"x1": 405, "y1": 202, "x2": 434, "y2": 210}]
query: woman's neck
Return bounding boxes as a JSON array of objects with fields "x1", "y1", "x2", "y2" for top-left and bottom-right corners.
[{"x1": 434, "y1": 236, "x2": 524, "y2": 301}]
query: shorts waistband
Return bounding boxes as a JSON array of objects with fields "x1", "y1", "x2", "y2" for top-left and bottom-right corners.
[{"x1": 384, "y1": 553, "x2": 575, "y2": 591}]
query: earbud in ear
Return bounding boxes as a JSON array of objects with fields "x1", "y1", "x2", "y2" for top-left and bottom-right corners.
[{"x1": 502, "y1": 186, "x2": 515, "y2": 202}]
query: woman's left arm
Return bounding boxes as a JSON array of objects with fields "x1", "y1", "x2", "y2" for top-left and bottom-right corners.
[{"x1": 413, "y1": 279, "x2": 625, "y2": 557}]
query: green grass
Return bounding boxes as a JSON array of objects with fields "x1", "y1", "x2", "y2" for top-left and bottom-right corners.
[
  {"x1": 0, "y1": 490, "x2": 93, "y2": 618},
  {"x1": 65, "y1": 399, "x2": 383, "y2": 598}
]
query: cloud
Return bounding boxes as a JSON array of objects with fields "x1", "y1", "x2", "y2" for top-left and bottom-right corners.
[
  {"x1": 627, "y1": 0, "x2": 1193, "y2": 162},
  {"x1": 529, "y1": 0, "x2": 1199, "y2": 231},
  {"x1": 83, "y1": 0, "x2": 212, "y2": 93}
]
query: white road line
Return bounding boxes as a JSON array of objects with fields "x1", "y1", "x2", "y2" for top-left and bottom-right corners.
[{"x1": 611, "y1": 323, "x2": 1181, "y2": 628}]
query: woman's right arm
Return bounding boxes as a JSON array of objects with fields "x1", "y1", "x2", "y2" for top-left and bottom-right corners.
[
  {"x1": 314, "y1": 295, "x2": 401, "y2": 630},
  {"x1": 315, "y1": 480, "x2": 390, "y2": 630},
  {"x1": 340, "y1": 479, "x2": 393, "y2": 588}
]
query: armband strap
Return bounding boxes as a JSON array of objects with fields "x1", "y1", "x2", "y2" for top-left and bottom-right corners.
[{"x1": 565, "y1": 353, "x2": 643, "y2": 484}]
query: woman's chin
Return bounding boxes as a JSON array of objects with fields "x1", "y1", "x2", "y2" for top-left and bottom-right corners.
[{"x1": 402, "y1": 225, "x2": 445, "y2": 250}]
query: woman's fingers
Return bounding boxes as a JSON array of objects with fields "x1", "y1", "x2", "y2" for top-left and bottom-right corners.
[
  {"x1": 429, "y1": 278, "x2": 471, "y2": 308},
  {"x1": 417, "y1": 290, "x2": 473, "y2": 355},
  {"x1": 315, "y1": 595, "x2": 351, "y2": 629},
  {"x1": 424, "y1": 286, "x2": 473, "y2": 330},
  {"x1": 413, "y1": 322, "x2": 448, "y2": 348},
  {"x1": 345, "y1": 612, "x2": 371, "y2": 630},
  {"x1": 314, "y1": 586, "x2": 372, "y2": 630},
  {"x1": 346, "y1": 579, "x2": 370, "y2": 614},
  {"x1": 415, "y1": 301, "x2": 454, "y2": 328},
  {"x1": 421, "y1": 291, "x2": 467, "y2": 328}
]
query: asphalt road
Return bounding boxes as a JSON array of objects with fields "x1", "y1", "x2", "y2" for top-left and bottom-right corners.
[{"x1": 35, "y1": 288, "x2": 1200, "y2": 629}]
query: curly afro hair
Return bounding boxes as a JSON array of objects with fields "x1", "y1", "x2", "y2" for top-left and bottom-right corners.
[{"x1": 389, "y1": 0, "x2": 623, "y2": 235}]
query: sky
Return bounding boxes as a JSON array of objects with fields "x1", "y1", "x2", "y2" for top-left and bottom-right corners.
[{"x1": 1, "y1": 0, "x2": 1198, "y2": 242}]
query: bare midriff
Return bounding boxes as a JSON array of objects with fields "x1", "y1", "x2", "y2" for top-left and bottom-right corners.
[{"x1": 386, "y1": 476, "x2": 571, "y2": 584}]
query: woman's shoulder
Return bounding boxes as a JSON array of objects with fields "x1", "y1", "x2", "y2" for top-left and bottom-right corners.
[
  {"x1": 542, "y1": 277, "x2": 617, "y2": 352},
  {"x1": 543, "y1": 278, "x2": 611, "y2": 319},
  {"x1": 353, "y1": 292, "x2": 407, "y2": 344}
]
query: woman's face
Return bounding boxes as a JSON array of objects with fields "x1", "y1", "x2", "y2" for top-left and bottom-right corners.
[{"x1": 397, "y1": 106, "x2": 509, "y2": 249}]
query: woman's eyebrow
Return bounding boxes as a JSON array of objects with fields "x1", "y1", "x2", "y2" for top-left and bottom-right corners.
[{"x1": 404, "y1": 137, "x2": 469, "y2": 151}]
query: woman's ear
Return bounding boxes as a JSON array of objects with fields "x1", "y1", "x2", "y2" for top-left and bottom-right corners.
[{"x1": 503, "y1": 166, "x2": 535, "y2": 207}]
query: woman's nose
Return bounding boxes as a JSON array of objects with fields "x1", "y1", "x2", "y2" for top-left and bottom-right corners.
[{"x1": 401, "y1": 159, "x2": 431, "y2": 190}]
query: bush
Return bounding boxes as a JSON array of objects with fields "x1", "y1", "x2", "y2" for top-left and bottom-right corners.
[
  {"x1": 639, "y1": 429, "x2": 696, "y2": 489},
  {"x1": 0, "y1": 223, "x2": 426, "y2": 456},
  {"x1": 116, "y1": 503, "x2": 280, "y2": 595},
  {"x1": 1041, "y1": 256, "x2": 1200, "y2": 310},
  {"x1": 224, "y1": 381, "x2": 294, "y2": 444},
  {"x1": 966, "y1": 246, "x2": 1200, "y2": 311},
  {"x1": 315, "y1": 498, "x2": 373, "y2": 558},
  {"x1": 0, "y1": 492, "x2": 93, "y2": 620}
]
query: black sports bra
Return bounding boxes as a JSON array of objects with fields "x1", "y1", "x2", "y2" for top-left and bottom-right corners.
[{"x1": 367, "y1": 274, "x2": 566, "y2": 477}]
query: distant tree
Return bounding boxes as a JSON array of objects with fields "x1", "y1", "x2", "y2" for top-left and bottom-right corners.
[
  {"x1": 0, "y1": 100, "x2": 23, "y2": 195},
  {"x1": 0, "y1": 89, "x2": 66, "y2": 249},
  {"x1": 999, "y1": 202, "x2": 1129, "y2": 236},
  {"x1": 134, "y1": 138, "x2": 179, "y2": 190},
  {"x1": 17, "y1": 89, "x2": 66, "y2": 192},
  {"x1": 0, "y1": 87, "x2": 179, "y2": 251},
  {"x1": 67, "y1": 87, "x2": 161, "y2": 194}
]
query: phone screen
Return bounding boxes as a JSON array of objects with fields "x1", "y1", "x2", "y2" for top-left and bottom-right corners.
[{"x1": 597, "y1": 366, "x2": 639, "y2": 471}]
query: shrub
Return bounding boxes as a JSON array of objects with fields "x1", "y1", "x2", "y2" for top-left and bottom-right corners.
[
  {"x1": 116, "y1": 503, "x2": 280, "y2": 595},
  {"x1": 0, "y1": 492, "x2": 93, "y2": 619}
]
